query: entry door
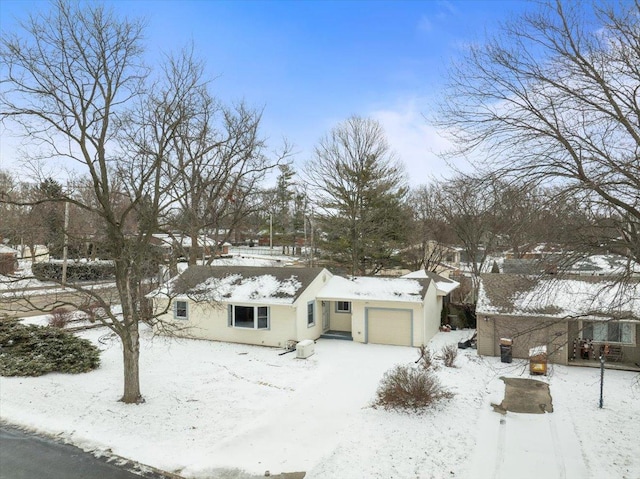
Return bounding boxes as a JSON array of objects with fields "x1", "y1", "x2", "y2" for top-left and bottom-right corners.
[{"x1": 322, "y1": 301, "x2": 330, "y2": 331}]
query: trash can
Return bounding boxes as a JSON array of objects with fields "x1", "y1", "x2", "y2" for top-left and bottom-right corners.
[
  {"x1": 499, "y1": 338, "x2": 512, "y2": 363},
  {"x1": 529, "y1": 345, "x2": 548, "y2": 375}
]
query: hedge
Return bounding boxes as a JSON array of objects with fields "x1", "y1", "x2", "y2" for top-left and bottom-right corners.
[{"x1": 32, "y1": 261, "x2": 115, "y2": 281}]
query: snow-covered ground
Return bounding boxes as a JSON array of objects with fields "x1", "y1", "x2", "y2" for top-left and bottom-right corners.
[
  {"x1": 1, "y1": 252, "x2": 297, "y2": 295},
  {"x1": 1, "y1": 325, "x2": 639, "y2": 478},
  {"x1": 0, "y1": 260, "x2": 54, "y2": 291}
]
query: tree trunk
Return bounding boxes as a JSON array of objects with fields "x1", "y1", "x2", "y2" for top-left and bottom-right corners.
[
  {"x1": 121, "y1": 327, "x2": 144, "y2": 404},
  {"x1": 189, "y1": 231, "x2": 199, "y2": 265}
]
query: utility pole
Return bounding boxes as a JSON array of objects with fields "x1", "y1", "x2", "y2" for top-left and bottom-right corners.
[
  {"x1": 269, "y1": 213, "x2": 273, "y2": 250},
  {"x1": 61, "y1": 200, "x2": 70, "y2": 288}
]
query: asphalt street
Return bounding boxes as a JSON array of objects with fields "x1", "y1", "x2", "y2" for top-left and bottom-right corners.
[{"x1": 0, "y1": 424, "x2": 164, "y2": 479}]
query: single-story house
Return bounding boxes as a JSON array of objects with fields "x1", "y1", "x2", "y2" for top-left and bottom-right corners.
[
  {"x1": 0, "y1": 245, "x2": 18, "y2": 275},
  {"x1": 152, "y1": 266, "x2": 459, "y2": 348},
  {"x1": 151, "y1": 233, "x2": 229, "y2": 259},
  {"x1": 476, "y1": 274, "x2": 640, "y2": 366}
]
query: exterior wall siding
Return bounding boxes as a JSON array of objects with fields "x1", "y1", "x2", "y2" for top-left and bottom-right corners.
[
  {"x1": 328, "y1": 304, "x2": 352, "y2": 332},
  {"x1": 423, "y1": 283, "x2": 442, "y2": 345},
  {"x1": 156, "y1": 298, "x2": 296, "y2": 348},
  {"x1": 293, "y1": 270, "x2": 332, "y2": 341},
  {"x1": 477, "y1": 315, "x2": 569, "y2": 365}
]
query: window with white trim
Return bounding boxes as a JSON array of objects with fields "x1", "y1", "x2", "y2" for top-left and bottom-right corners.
[
  {"x1": 174, "y1": 300, "x2": 188, "y2": 320},
  {"x1": 581, "y1": 321, "x2": 634, "y2": 344},
  {"x1": 228, "y1": 305, "x2": 270, "y2": 329},
  {"x1": 307, "y1": 301, "x2": 315, "y2": 327},
  {"x1": 336, "y1": 301, "x2": 351, "y2": 313}
]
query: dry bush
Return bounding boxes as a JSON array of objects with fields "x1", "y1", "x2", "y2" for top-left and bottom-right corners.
[
  {"x1": 374, "y1": 364, "x2": 453, "y2": 411},
  {"x1": 441, "y1": 344, "x2": 458, "y2": 368},
  {"x1": 48, "y1": 308, "x2": 72, "y2": 329},
  {"x1": 416, "y1": 344, "x2": 437, "y2": 370}
]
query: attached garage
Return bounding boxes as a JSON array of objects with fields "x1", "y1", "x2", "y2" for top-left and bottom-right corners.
[
  {"x1": 366, "y1": 308, "x2": 413, "y2": 346},
  {"x1": 316, "y1": 274, "x2": 457, "y2": 347}
]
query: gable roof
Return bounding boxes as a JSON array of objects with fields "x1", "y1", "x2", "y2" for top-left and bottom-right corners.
[
  {"x1": 165, "y1": 266, "x2": 327, "y2": 305},
  {"x1": 401, "y1": 270, "x2": 460, "y2": 295},
  {"x1": 316, "y1": 276, "x2": 431, "y2": 303},
  {"x1": 477, "y1": 274, "x2": 640, "y2": 320}
]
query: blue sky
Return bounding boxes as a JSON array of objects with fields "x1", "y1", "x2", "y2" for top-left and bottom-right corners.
[{"x1": 0, "y1": 0, "x2": 534, "y2": 185}]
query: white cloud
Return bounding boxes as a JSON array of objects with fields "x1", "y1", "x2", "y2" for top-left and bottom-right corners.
[{"x1": 369, "y1": 98, "x2": 468, "y2": 186}]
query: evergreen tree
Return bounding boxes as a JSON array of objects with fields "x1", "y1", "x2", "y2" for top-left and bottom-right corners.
[{"x1": 306, "y1": 116, "x2": 408, "y2": 275}]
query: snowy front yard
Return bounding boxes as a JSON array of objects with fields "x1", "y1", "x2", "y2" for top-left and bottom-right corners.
[{"x1": 1, "y1": 325, "x2": 639, "y2": 478}]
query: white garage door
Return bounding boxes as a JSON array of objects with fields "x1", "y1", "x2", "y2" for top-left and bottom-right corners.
[{"x1": 367, "y1": 308, "x2": 413, "y2": 346}]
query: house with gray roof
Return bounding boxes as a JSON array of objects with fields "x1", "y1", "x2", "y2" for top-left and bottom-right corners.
[
  {"x1": 152, "y1": 266, "x2": 458, "y2": 348},
  {"x1": 476, "y1": 274, "x2": 640, "y2": 367}
]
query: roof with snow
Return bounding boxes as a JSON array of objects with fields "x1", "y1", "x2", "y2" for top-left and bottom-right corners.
[
  {"x1": 152, "y1": 233, "x2": 219, "y2": 248},
  {"x1": 401, "y1": 270, "x2": 460, "y2": 295},
  {"x1": 0, "y1": 245, "x2": 18, "y2": 254},
  {"x1": 477, "y1": 274, "x2": 640, "y2": 321},
  {"x1": 164, "y1": 266, "x2": 326, "y2": 305},
  {"x1": 316, "y1": 276, "x2": 431, "y2": 303}
]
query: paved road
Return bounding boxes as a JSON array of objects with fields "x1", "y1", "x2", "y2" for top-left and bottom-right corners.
[
  {"x1": 0, "y1": 424, "x2": 165, "y2": 479},
  {"x1": 0, "y1": 284, "x2": 119, "y2": 318}
]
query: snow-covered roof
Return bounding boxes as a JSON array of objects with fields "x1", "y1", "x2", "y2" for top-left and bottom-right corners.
[
  {"x1": 316, "y1": 276, "x2": 429, "y2": 303},
  {"x1": 401, "y1": 270, "x2": 459, "y2": 295},
  {"x1": 157, "y1": 266, "x2": 326, "y2": 305},
  {"x1": 477, "y1": 274, "x2": 640, "y2": 321},
  {"x1": 0, "y1": 245, "x2": 18, "y2": 254},
  {"x1": 152, "y1": 233, "x2": 219, "y2": 248},
  {"x1": 568, "y1": 255, "x2": 640, "y2": 275}
]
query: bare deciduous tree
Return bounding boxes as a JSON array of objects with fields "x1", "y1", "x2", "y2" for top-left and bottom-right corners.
[
  {"x1": 406, "y1": 184, "x2": 458, "y2": 273},
  {"x1": 437, "y1": 0, "x2": 640, "y2": 273},
  {"x1": 435, "y1": 175, "x2": 500, "y2": 301},
  {"x1": 154, "y1": 50, "x2": 289, "y2": 265},
  {"x1": 1, "y1": 1, "x2": 206, "y2": 403}
]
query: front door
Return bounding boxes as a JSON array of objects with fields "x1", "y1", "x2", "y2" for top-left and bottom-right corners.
[{"x1": 322, "y1": 301, "x2": 330, "y2": 331}]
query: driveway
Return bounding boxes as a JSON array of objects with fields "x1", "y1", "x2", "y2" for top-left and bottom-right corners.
[{"x1": 470, "y1": 376, "x2": 588, "y2": 479}]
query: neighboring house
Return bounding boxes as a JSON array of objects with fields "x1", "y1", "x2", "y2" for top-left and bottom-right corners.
[
  {"x1": 151, "y1": 234, "x2": 229, "y2": 259},
  {"x1": 0, "y1": 245, "x2": 18, "y2": 275},
  {"x1": 476, "y1": 274, "x2": 640, "y2": 366},
  {"x1": 14, "y1": 244, "x2": 50, "y2": 263},
  {"x1": 152, "y1": 266, "x2": 459, "y2": 348}
]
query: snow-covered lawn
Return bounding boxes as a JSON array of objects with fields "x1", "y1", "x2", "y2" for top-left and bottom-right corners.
[{"x1": 1, "y1": 326, "x2": 639, "y2": 478}]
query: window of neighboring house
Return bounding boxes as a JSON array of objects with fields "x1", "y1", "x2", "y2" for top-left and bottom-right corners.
[
  {"x1": 229, "y1": 305, "x2": 270, "y2": 329},
  {"x1": 581, "y1": 321, "x2": 634, "y2": 344},
  {"x1": 336, "y1": 301, "x2": 351, "y2": 313},
  {"x1": 174, "y1": 300, "x2": 188, "y2": 320},
  {"x1": 307, "y1": 301, "x2": 315, "y2": 327}
]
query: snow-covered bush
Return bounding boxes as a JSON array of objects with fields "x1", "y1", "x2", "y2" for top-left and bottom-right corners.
[
  {"x1": 374, "y1": 364, "x2": 453, "y2": 411},
  {"x1": 441, "y1": 344, "x2": 458, "y2": 368},
  {"x1": 0, "y1": 318, "x2": 100, "y2": 376}
]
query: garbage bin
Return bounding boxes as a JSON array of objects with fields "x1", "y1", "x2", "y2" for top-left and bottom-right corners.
[{"x1": 499, "y1": 338, "x2": 512, "y2": 363}]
